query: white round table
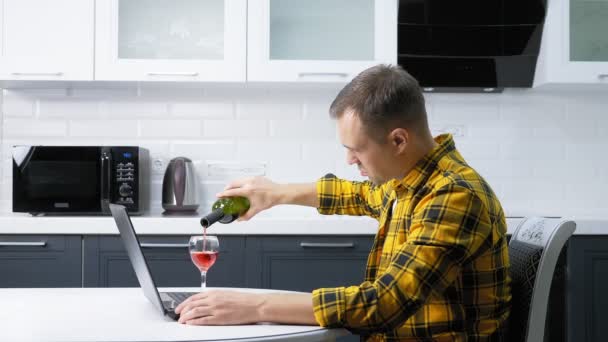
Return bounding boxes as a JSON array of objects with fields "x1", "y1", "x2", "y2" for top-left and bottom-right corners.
[{"x1": 0, "y1": 287, "x2": 349, "y2": 342}]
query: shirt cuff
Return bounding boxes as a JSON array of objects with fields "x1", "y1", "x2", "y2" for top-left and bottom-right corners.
[
  {"x1": 316, "y1": 173, "x2": 338, "y2": 215},
  {"x1": 312, "y1": 287, "x2": 347, "y2": 328}
]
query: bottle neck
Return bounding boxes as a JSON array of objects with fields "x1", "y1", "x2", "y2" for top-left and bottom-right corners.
[{"x1": 200, "y1": 208, "x2": 225, "y2": 228}]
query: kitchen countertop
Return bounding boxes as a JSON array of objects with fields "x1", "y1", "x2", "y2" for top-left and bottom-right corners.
[{"x1": 0, "y1": 213, "x2": 605, "y2": 235}]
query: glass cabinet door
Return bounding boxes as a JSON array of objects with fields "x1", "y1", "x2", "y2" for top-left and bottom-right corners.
[
  {"x1": 95, "y1": 0, "x2": 246, "y2": 81},
  {"x1": 247, "y1": 0, "x2": 397, "y2": 82},
  {"x1": 554, "y1": 0, "x2": 608, "y2": 83},
  {"x1": 570, "y1": 0, "x2": 608, "y2": 62}
]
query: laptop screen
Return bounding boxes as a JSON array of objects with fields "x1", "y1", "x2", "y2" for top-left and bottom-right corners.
[{"x1": 109, "y1": 203, "x2": 166, "y2": 316}]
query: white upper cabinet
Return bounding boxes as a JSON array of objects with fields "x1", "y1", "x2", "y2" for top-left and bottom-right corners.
[
  {"x1": 0, "y1": 0, "x2": 94, "y2": 81},
  {"x1": 247, "y1": 0, "x2": 398, "y2": 82},
  {"x1": 95, "y1": 0, "x2": 247, "y2": 82},
  {"x1": 539, "y1": 0, "x2": 608, "y2": 84}
]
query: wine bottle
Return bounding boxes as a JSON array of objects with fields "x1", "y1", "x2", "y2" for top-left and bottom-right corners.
[{"x1": 200, "y1": 196, "x2": 250, "y2": 228}]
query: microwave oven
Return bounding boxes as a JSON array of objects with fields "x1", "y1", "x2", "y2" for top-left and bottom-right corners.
[{"x1": 12, "y1": 146, "x2": 149, "y2": 215}]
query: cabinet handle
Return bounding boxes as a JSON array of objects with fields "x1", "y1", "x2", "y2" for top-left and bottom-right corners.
[
  {"x1": 297, "y1": 72, "x2": 349, "y2": 79},
  {"x1": 598, "y1": 74, "x2": 608, "y2": 80},
  {"x1": 11, "y1": 72, "x2": 63, "y2": 76},
  {"x1": 0, "y1": 241, "x2": 47, "y2": 247},
  {"x1": 147, "y1": 72, "x2": 199, "y2": 77},
  {"x1": 140, "y1": 243, "x2": 188, "y2": 249},
  {"x1": 299, "y1": 242, "x2": 355, "y2": 249}
]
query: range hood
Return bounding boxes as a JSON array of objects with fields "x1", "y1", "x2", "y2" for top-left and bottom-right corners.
[{"x1": 397, "y1": 0, "x2": 547, "y2": 92}]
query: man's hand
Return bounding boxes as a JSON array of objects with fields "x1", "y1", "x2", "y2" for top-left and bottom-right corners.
[
  {"x1": 216, "y1": 176, "x2": 283, "y2": 221},
  {"x1": 216, "y1": 177, "x2": 319, "y2": 221},
  {"x1": 175, "y1": 290, "x2": 264, "y2": 325},
  {"x1": 175, "y1": 290, "x2": 318, "y2": 326}
]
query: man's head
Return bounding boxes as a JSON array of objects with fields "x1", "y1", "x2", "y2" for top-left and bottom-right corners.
[{"x1": 330, "y1": 64, "x2": 434, "y2": 185}]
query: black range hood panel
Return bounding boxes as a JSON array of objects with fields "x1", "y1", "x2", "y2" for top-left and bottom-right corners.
[{"x1": 398, "y1": 0, "x2": 547, "y2": 91}]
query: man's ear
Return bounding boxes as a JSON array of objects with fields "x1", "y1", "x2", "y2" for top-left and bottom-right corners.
[{"x1": 389, "y1": 128, "x2": 409, "y2": 154}]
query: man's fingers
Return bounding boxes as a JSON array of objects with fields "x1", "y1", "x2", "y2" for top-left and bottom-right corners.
[
  {"x1": 216, "y1": 187, "x2": 247, "y2": 198},
  {"x1": 224, "y1": 178, "x2": 253, "y2": 190},
  {"x1": 175, "y1": 292, "x2": 209, "y2": 313},
  {"x1": 178, "y1": 302, "x2": 212, "y2": 323}
]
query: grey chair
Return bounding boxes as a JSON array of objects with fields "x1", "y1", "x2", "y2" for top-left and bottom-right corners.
[{"x1": 508, "y1": 217, "x2": 576, "y2": 342}]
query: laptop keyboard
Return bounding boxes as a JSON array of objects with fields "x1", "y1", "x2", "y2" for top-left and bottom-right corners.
[{"x1": 165, "y1": 292, "x2": 195, "y2": 305}]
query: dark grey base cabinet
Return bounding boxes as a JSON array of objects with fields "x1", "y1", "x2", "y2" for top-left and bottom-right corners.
[
  {"x1": 83, "y1": 236, "x2": 246, "y2": 288},
  {"x1": 246, "y1": 236, "x2": 373, "y2": 292},
  {"x1": 0, "y1": 235, "x2": 82, "y2": 287},
  {"x1": 567, "y1": 236, "x2": 608, "y2": 342}
]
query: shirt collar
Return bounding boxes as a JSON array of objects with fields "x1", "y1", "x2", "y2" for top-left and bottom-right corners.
[{"x1": 390, "y1": 134, "x2": 456, "y2": 193}]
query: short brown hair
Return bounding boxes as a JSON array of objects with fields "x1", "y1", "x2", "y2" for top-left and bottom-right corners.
[{"x1": 329, "y1": 64, "x2": 428, "y2": 143}]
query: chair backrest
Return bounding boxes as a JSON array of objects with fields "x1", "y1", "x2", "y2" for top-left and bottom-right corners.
[{"x1": 508, "y1": 217, "x2": 576, "y2": 342}]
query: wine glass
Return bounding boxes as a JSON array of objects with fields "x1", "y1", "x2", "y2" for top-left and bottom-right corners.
[{"x1": 189, "y1": 235, "x2": 219, "y2": 290}]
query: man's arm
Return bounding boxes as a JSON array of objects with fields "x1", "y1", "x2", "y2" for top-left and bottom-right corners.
[
  {"x1": 216, "y1": 174, "x2": 387, "y2": 220},
  {"x1": 174, "y1": 290, "x2": 316, "y2": 325}
]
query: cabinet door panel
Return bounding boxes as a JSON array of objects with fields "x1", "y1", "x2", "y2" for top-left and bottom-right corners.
[
  {"x1": 0, "y1": 0, "x2": 94, "y2": 80},
  {"x1": 247, "y1": 0, "x2": 397, "y2": 82},
  {"x1": 0, "y1": 235, "x2": 82, "y2": 287},
  {"x1": 567, "y1": 236, "x2": 608, "y2": 342},
  {"x1": 84, "y1": 236, "x2": 245, "y2": 288},
  {"x1": 246, "y1": 236, "x2": 373, "y2": 292},
  {"x1": 95, "y1": 0, "x2": 246, "y2": 81}
]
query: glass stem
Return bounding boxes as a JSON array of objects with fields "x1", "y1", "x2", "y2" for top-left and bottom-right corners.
[{"x1": 200, "y1": 270, "x2": 207, "y2": 290}]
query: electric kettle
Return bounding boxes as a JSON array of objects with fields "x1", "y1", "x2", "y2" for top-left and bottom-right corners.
[{"x1": 162, "y1": 157, "x2": 199, "y2": 214}]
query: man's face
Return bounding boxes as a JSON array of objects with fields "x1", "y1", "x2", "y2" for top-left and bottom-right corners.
[{"x1": 337, "y1": 110, "x2": 399, "y2": 185}]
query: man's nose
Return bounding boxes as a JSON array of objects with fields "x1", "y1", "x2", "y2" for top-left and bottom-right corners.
[{"x1": 346, "y1": 151, "x2": 358, "y2": 165}]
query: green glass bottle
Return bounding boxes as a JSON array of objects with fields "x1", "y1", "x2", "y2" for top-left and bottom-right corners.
[{"x1": 200, "y1": 196, "x2": 250, "y2": 228}]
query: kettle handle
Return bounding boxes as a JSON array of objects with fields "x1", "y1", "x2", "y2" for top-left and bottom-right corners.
[{"x1": 173, "y1": 158, "x2": 186, "y2": 206}]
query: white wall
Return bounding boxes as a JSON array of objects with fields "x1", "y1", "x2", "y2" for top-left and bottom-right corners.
[{"x1": 1, "y1": 84, "x2": 606, "y2": 218}]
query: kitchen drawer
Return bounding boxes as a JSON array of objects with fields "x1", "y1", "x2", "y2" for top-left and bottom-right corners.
[
  {"x1": 0, "y1": 235, "x2": 82, "y2": 287},
  {"x1": 83, "y1": 235, "x2": 246, "y2": 288}
]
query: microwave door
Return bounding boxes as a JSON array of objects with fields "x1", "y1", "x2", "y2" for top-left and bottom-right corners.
[{"x1": 12, "y1": 146, "x2": 104, "y2": 214}]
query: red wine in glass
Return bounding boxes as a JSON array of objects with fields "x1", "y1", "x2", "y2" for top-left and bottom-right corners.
[
  {"x1": 190, "y1": 251, "x2": 218, "y2": 271},
  {"x1": 188, "y1": 235, "x2": 219, "y2": 289}
]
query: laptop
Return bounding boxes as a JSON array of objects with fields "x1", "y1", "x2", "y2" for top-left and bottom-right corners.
[{"x1": 109, "y1": 203, "x2": 197, "y2": 320}]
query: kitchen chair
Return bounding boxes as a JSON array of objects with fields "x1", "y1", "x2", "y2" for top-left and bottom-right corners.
[{"x1": 508, "y1": 217, "x2": 576, "y2": 342}]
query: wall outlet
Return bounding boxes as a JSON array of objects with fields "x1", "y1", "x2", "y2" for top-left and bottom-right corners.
[
  {"x1": 151, "y1": 157, "x2": 166, "y2": 175},
  {"x1": 431, "y1": 124, "x2": 466, "y2": 137},
  {"x1": 207, "y1": 162, "x2": 266, "y2": 177}
]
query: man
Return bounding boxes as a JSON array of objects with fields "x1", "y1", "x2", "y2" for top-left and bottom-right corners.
[{"x1": 175, "y1": 64, "x2": 511, "y2": 341}]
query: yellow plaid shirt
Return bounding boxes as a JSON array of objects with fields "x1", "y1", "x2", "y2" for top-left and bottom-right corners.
[{"x1": 312, "y1": 134, "x2": 511, "y2": 341}]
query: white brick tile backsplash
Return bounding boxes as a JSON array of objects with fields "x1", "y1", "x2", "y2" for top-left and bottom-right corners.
[
  {"x1": 456, "y1": 142, "x2": 500, "y2": 160},
  {"x1": 500, "y1": 141, "x2": 564, "y2": 160},
  {"x1": 70, "y1": 87, "x2": 137, "y2": 99},
  {"x1": 2, "y1": 85, "x2": 608, "y2": 217},
  {"x1": 171, "y1": 140, "x2": 236, "y2": 161},
  {"x1": 171, "y1": 102, "x2": 234, "y2": 118},
  {"x1": 204, "y1": 120, "x2": 268, "y2": 138},
  {"x1": 430, "y1": 97, "x2": 500, "y2": 122},
  {"x1": 2, "y1": 91, "x2": 35, "y2": 117},
  {"x1": 237, "y1": 102, "x2": 302, "y2": 120},
  {"x1": 237, "y1": 140, "x2": 301, "y2": 161},
  {"x1": 499, "y1": 94, "x2": 567, "y2": 121},
  {"x1": 270, "y1": 119, "x2": 335, "y2": 139},
  {"x1": 302, "y1": 141, "x2": 342, "y2": 162},
  {"x1": 69, "y1": 120, "x2": 138, "y2": 137},
  {"x1": 468, "y1": 121, "x2": 533, "y2": 139},
  {"x1": 39, "y1": 99, "x2": 101, "y2": 118},
  {"x1": 304, "y1": 102, "x2": 332, "y2": 119},
  {"x1": 140, "y1": 119, "x2": 202, "y2": 138},
  {"x1": 5, "y1": 119, "x2": 67, "y2": 137},
  {"x1": 565, "y1": 143, "x2": 607, "y2": 161},
  {"x1": 104, "y1": 101, "x2": 168, "y2": 117}
]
